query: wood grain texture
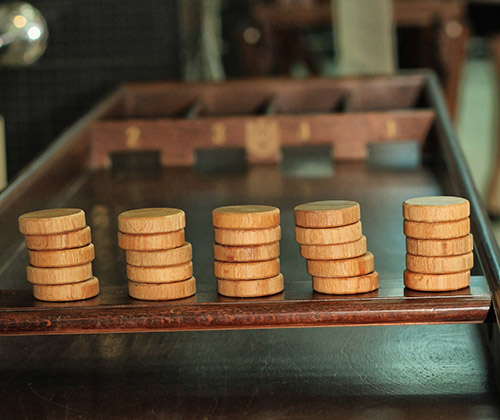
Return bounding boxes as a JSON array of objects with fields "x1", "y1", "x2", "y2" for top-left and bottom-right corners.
[
  {"x1": 126, "y1": 242, "x2": 192, "y2": 267},
  {"x1": 118, "y1": 230, "x2": 185, "y2": 250},
  {"x1": 306, "y1": 252, "x2": 374, "y2": 277},
  {"x1": 295, "y1": 221, "x2": 362, "y2": 245},
  {"x1": 28, "y1": 243, "x2": 95, "y2": 268},
  {"x1": 300, "y1": 236, "x2": 367, "y2": 260},
  {"x1": 24, "y1": 226, "x2": 92, "y2": 251},
  {"x1": 18, "y1": 208, "x2": 86, "y2": 235},
  {"x1": 312, "y1": 272, "x2": 379, "y2": 295},
  {"x1": 128, "y1": 277, "x2": 196, "y2": 301},
  {"x1": 404, "y1": 270, "x2": 470, "y2": 291},
  {"x1": 127, "y1": 262, "x2": 193, "y2": 283},
  {"x1": 294, "y1": 200, "x2": 360, "y2": 228},
  {"x1": 406, "y1": 252, "x2": 473, "y2": 274},
  {"x1": 26, "y1": 263, "x2": 92, "y2": 285},
  {"x1": 406, "y1": 234, "x2": 473, "y2": 256},
  {"x1": 403, "y1": 196, "x2": 469, "y2": 222},
  {"x1": 214, "y1": 258, "x2": 280, "y2": 280},
  {"x1": 118, "y1": 208, "x2": 185, "y2": 234},
  {"x1": 214, "y1": 226, "x2": 281, "y2": 246},
  {"x1": 404, "y1": 218, "x2": 470, "y2": 239},
  {"x1": 212, "y1": 205, "x2": 279, "y2": 229},
  {"x1": 217, "y1": 274, "x2": 284, "y2": 297},
  {"x1": 33, "y1": 276, "x2": 99, "y2": 302},
  {"x1": 213, "y1": 242, "x2": 280, "y2": 262}
]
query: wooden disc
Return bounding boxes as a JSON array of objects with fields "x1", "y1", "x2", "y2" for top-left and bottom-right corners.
[
  {"x1": 24, "y1": 226, "x2": 91, "y2": 251},
  {"x1": 19, "y1": 208, "x2": 85, "y2": 235},
  {"x1": 406, "y1": 252, "x2": 473, "y2": 274},
  {"x1": 118, "y1": 208, "x2": 185, "y2": 234},
  {"x1": 214, "y1": 258, "x2": 280, "y2": 280},
  {"x1": 294, "y1": 200, "x2": 360, "y2": 228},
  {"x1": 217, "y1": 274, "x2": 284, "y2": 298},
  {"x1": 403, "y1": 196, "x2": 470, "y2": 222},
  {"x1": 212, "y1": 205, "x2": 279, "y2": 229},
  {"x1": 127, "y1": 262, "x2": 193, "y2": 283},
  {"x1": 126, "y1": 242, "x2": 192, "y2": 267},
  {"x1": 406, "y1": 234, "x2": 473, "y2": 257},
  {"x1": 312, "y1": 272, "x2": 379, "y2": 295},
  {"x1": 404, "y1": 270, "x2": 470, "y2": 291},
  {"x1": 29, "y1": 243, "x2": 95, "y2": 268},
  {"x1": 214, "y1": 226, "x2": 281, "y2": 246},
  {"x1": 403, "y1": 218, "x2": 470, "y2": 239},
  {"x1": 118, "y1": 230, "x2": 185, "y2": 250},
  {"x1": 213, "y1": 242, "x2": 280, "y2": 262},
  {"x1": 306, "y1": 252, "x2": 374, "y2": 277},
  {"x1": 26, "y1": 263, "x2": 92, "y2": 285},
  {"x1": 128, "y1": 277, "x2": 196, "y2": 301},
  {"x1": 300, "y1": 236, "x2": 367, "y2": 260},
  {"x1": 33, "y1": 276, "x2": 99, "y2": 302},
  {"x1": 295, "y1": 221, "x2": 362, "y2": 245}
]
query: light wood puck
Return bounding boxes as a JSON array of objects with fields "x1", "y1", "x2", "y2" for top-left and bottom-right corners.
[
  {"x1": 214, "y1": 258, "x2": 280, "y2": 280},
  {"x1": 118, "y1": 208, "x2": 185, "y2": 234},
  {"x1": 406, "y1": 252, "x2": 473, "y2": 274},
  {"x1": 118, "y1": 230, "x2": 185, "y2": 250},
  {"x1": 406, "y1": 234, "x2": 473, "y2": 257},
  {"x1": 213, "y1": 242, "x2": 280, "y2": 262},
  {"x1": 212, "y1": 205, "x2": 279, "y2": 229},
  {"x1": 32, "y1": 276, "x2": 99, "y2": 302},
  {"x1": 19, "y1": 208, "x2": 86, "y2": 235},
  {"x1": 295, "y1": 221, "x2": 362, "y2": 245},
  {"x1": 403, "y1": 196, "x2": 470, "y2": 222},
  {"x1": 128, "y1": 277, "x2": 196, "y2": 300},
  {"x1": 127, "y1": 261, "x2": 193, "y2": 283},
  {"x1": 300, "y1": 236, "x2": 367, "y2": 260},
  {"x1": 214, "y1": 226, "x2": 281, "y2": 246},
  {"x1": 217, "y1": 274, "x2": 284, "y2": 298},
  {"x1": 24, "y1": 226, "x2": 91, "y2": 251},
  {"x1": 26, "y1": 263, "x2": 92, "y2": 285},
  {"x1": 306, "y1": 252, "x2": 374, "y2": 277},
  {"x1": 294, "y1": 200, "x2": 360, "y2": 228},
  {"x1": 403, "y1": 218, "x2": 470, "y2": 239},
  {"x1": 404, "y1": 270, "x2": 470, "y2": 291},
  {"x1": 126, "y1": 242, "x2": 192, "y2": 267},
  {"x1": 29, "y1": 243, "x2": 95, "y2": 268},
  {"x1": 312, "y1": 272, "x2": 379, "y2": 295}
]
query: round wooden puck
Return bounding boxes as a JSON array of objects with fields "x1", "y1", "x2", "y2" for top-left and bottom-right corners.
[
  {"x1": 406, "y1": 252, "x2": 473, "y2": 274},
  {"x1": 19, "y1": 208, "x2": 86, "y2": 235},
  {"x1": 306, "y1": 252, "x2": 374, "y2": 277},
  {"x1": 127, "y1": 261, "x2": 193, "y2": 283},
  {"x1": 404, "y1": 270, "x2": 470, "y2": 291},
  {"x1": 33, "y1": 276, "x2": 99, "y2": 302},
  {"x1": 118, "y1": 230, "x2": 185, "y2": 251},
  {"x1": 295, "y1": 221, "x2": 362, "y2": 245},
  {"x1": 403, "y1": 218, "x2": 470, "y2": 239},
  {"x1": 294, "y1": 200, "x2": 360, "y2": 228},
  {"x1": 128, "y1": 277, "x2": 196, "y2": 301},
  {"x1": 214, "y1": 258, "x2": 280, "y2": 280},
  {"x1": 403, "y1": 196, "x2": 470, "y2": 222},
  {"x1": 24, "y1": 226, "x2": 91, "y2": 251},
  {"x1": 213, "y1": 242, "x2": 280, "y2": 262},
  {"x1": 312, "y1": 272, "x2": 379, "y2": 295},
  {"x1": 26, "y1": 263, "x2": 92, "y2": 285},
  {"x1": 406, "y1": 234, "x2": 473, "y2": 257},
  {"x1": 217, "y1": 274, "x2": 284, "y2": 298},
  {"x1": 214, "y1": 226, "x2": 281, "y2": 246},
  {"x1": 126, "y1": 242, "x2": 192, "y2": 267},
  {"x1": 300, "y1": 236, "x2": 367, "y2": 260},
  {"x1": 212, "y1": 205, "x2": 279, "y2": 229},
  {"x1": 29, "y1": 243, "x2": 95, "y2": 268},
  {"x1": 118, "y1": 208, "x2": 185, "y2": 234}
]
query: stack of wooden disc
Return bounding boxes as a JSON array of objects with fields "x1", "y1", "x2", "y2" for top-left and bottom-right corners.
[
  {"x1": 118, "y1": 208, "x2": 196, "y2": 300},
  {"x1": 294, "y1": 201, "x2": 379, "y2": 294},
  {"x1": 403, "y1": 196, "x2": 473, "y2": 291},
  {"x1": 213, "y1": 205, "x2": 284, "y2": 298},
  {"x1": 18, "y1": 208, "x2": 99, "y2": 302}
]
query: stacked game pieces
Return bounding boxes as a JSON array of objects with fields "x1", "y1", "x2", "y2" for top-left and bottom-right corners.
[
  {"x1": 294, "y1": 201, "x2": 379, "y2": 294},
  {"x1": 212, "y1": 205, "x2": 284, "y2": 298},
  {"x1": 18, "y1": 208, "x2": 99, "y2": 302},
  {"x1": 403, "y1": 196, "x2": 473, "y2": 291},
  {"x1": 118, "y1": 208, "x2": 196, "y2": 300}
]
